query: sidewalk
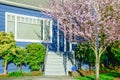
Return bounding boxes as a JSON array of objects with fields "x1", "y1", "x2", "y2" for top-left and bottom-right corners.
[{"x1": 1, "y1": 76, "x2": 75, "y2": 80}]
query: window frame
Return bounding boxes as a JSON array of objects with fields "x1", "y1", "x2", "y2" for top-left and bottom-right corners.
[{"x1": 5, "y1": 12, "x2": 52, "y2": 43}]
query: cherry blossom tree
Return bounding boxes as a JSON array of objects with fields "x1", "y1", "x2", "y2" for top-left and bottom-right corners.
[{"x1": 46, "y1": 0, "x2": 120, "y2": 80}]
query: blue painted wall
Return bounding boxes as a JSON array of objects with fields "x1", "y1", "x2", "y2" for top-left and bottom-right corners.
[
  {"x1": 0, "y1": 3, "x2": 77, "y2": 74},
  {"x1": 0, "y1": 3, "x2": 59, "y2": 52},
  {"x1": 0, "y1": 3, "x2": 62, "y2": 74},
  {"x1": 0, "y1": 59, "x2": 4, "y2": 74}
]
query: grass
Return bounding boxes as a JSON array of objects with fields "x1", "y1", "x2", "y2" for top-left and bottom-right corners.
[{"x1": 77, "y1": 71, "x2": 120, "y2": 80}]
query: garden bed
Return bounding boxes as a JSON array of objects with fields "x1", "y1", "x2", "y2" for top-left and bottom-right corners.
[{"x1": 0, "y1": 71, "x2": 43, "y2": 79}]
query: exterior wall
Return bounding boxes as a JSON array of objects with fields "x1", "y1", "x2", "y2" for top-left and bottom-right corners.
[
  {"x1": 0, "y1": 3, "x2": 61, "y2": 74},
  {"x1": 0, "y1": 3, "x2": 77, "y2": 74},
  {"x1": 0, "y1": 59, "x2": 4, "y2": 74},
  {"x1": 0, "y1": 3, "x2": 59, "y2": 51}
]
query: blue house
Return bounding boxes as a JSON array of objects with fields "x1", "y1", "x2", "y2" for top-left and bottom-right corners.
[{"x1": 0, "y1": 0, "x2": 76, "y2": 75}]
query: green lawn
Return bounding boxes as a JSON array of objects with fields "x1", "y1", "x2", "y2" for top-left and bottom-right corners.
[{"x1": 77, "y1": 72, "x2": 120, "y2": 80}]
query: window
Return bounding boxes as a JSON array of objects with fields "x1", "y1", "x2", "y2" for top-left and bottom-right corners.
[
  {"x1": 5, "y1": 12, "x2": 52, "y2": 42},
  {"x1": 44, "y1": 20, "x2": 51, "y2": 41}
]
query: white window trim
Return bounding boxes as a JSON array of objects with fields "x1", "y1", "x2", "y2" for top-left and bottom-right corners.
[{"x1": 5, "y1": 12, "x2": 52, "y2": 43}]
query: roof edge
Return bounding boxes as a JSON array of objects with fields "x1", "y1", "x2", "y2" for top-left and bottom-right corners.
[{"x1": 0, "y1": 0, "x2": 49, "y2": 11}]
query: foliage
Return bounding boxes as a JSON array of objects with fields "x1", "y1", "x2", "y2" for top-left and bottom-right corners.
[
  {"x1": 75, "y1": 41, "x2": 94, "y2": 63},
  {"x1": 0, "y1": 32, "x2": 16, "y2": 74},
  {"x1": 75, "y1": 41, "x2": 107, "y2": 70},
  {"x1": 48, "y1": 0, "x2": 120, "y2": 80},
  {"x1": 0, "y1": 32, "x2": 15, "y2": 57},
  {"x1": 13, "y1": 46, "x2": 26, "y2": 71},
  {"x1": 75, "y1": 41, "x2": 95, "y2": 69},
  {"x1": 100, "y1": 67, "x2": 110, "y2": 73},
  {"x1": 109, "y1": 41, "x2": 120, "y2": 61},
  {"x1": 26, "y1": 43, "x2": 46, "y2": 71},
  {"x1": 8, "y1": 71, "x2": 24, "y2": 77},
  {"x1": 106, "y1": 40, "x2": 120, "y2": 68}
]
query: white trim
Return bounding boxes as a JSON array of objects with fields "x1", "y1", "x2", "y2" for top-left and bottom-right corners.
[
  {"x1": 57, "y1": 20, "x2": 59, "y2": 52},
  {"x1": 50, "y1": 20, "x2": 53, "y2": 41},
  {"x1": 5, "y1": 12, "x2": 52, "y2": 43},
  {"x1": 43, "y1": 19, "x2": 45, "y2": 41},
  {"x1": 6, "y1": 12, "x2": 46, "y2": 20},
  {"x1": 64, "y1": 27, "x2": 66, "y2": 52},
  {"x1": 15, "y1": 15, "x2": 17, "y2": 41},
  {"x1": 5, "y1": 12, "x2": 7, "y2": 33},
  {"x1": 71, "y1": 42, "x2": 77, "y2": 44},
  {"x1": 69, "y1": 25, "x2": 72, "y2": 52},
  {"x1": 15, "y1": 39, "x2": 44, "y2": 43},
  {"x1": 69, "y1": 42, "x2": 72, "y2": 52}
]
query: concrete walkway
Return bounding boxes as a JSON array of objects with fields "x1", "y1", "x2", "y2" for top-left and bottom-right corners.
[{"x1": 1, "y1": 76, "x2": 74, "y2": 80}]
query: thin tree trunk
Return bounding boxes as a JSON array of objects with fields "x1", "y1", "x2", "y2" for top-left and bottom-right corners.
[
  {"x1": 4, "y1": 60, "x2": 7, "y2": 75},
  {"x1": 89, "y1": 63, "x2": 92, "y2": 71},
  {"x1": 95, "y1": 56, "x2": 100, "y2": 80},
  {"x1": 18, "y1": 65, "x2": 22, "y2": 71}
]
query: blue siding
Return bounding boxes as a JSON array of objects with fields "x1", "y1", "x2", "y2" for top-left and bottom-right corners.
[
  {"x1": 59, "y1": 30, "x2": 64, "y2": 52},
  {"x1": 0, "y1": 3, "x2": 66, "y2": 74},
  {"x1": 0, "y1": 3, "x2": 76, "y2": 74},
  {"x1": 7, "y1": 63, "x2": 18, "y2": 73},
  {"x1": 0, "y1": 59, "x2": 4, "y2": 74},
  {"x1": 0, "y1": 3, "x2": 59, "y2": 52},
  {"x1": 22, "y1": 65, "x2": 30, "y2": 72}
]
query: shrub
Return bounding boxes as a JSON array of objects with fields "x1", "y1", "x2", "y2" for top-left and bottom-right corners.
[
  {"x1": 100, "y1": 68, "x2": 110, "y2": 73},
  {"x1": 75, "y1": 41, "x2": 95, "y2": 70},
  {"x1": 8, "y1": 71, "x2": 24, "y2": 77},
  {"x1": 106, "y1": 40, "x2": 120, "y2": 68},
  {"x1": 26, "y1": 43, "x2": 46, "y2": 71},
  {"x1": 75, "y1": 41, "x2": 107, "y2": 70}
]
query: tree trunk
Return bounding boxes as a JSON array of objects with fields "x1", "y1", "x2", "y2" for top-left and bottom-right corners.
[
  {"x1": 4, "y1": 60, "x2": 7, "y2": 75},
  {"x1": 95, "y1": 56, "x2": 100, "y2": 80},
  {"x1": 18, "y1": 65, "x2": 22, "y2": 71},
  {"x1": 89, "y1": 63, "x2": 92, "y2": 71}
]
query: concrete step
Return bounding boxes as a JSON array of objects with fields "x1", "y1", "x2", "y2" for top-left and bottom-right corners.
[
  {"x1": 45, "y1": 65, "x2": 64, "y2": 68},
  {"x1": 46, "y1": 58, "x2": 63, "y2": 62},
  {"x1": 45, "y1": 68, "x2": 64, "y2": 71},
  {"x1": 44, "y1": 52, "x2": 65, "y2": 76},
  {"x1": 44, "y1": 73, "x2": 65, "y2": 76}
]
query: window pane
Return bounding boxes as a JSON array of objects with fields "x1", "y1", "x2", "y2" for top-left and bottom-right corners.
[
  {"x1": 7, "y1": 15, "x2": 15, "y2": 21},
  {"x1": 44, "y1": 20, "x2": 50, "y2": 41},
  {"x1": 17, "y1": 22, "x2": 42, "y2": 40},
  {"x1": 7, "y1": 15, "x2": 15, "y2": 35}
]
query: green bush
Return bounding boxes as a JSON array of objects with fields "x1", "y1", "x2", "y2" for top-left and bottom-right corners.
[
  {"x1": 26, "y1": 43, "x2": 46, "y2": 71},
  {"x1": 8, "y1": 71, "x2": 24, "y2": 77},
  {"x1": 75, "y1": 41, "x2": 95, "y2": 70},
  {"x1": 75, "y1": 41, "x2": 107, "y2": 70},
  {"x1": 106, "y1": 40, "x2": 120, "y2": 68}
]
